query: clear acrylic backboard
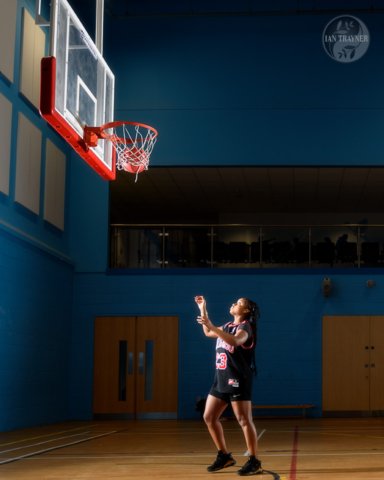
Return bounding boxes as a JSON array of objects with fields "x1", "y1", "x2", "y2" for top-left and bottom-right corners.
[{"x1": 40, "y1": 0, "x2": 115, "y2": 180}]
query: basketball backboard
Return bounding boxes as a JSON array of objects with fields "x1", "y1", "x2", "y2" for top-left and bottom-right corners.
[{"x1": 40, "y1": 0, "x2": 115, "y2": 180}]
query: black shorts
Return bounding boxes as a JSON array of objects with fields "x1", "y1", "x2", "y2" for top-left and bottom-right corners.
[{"x1": 209, "y1": 386, "x2": 252, "y2": 403}]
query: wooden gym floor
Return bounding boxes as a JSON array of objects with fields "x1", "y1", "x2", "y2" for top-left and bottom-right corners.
[{"x1": 1, "y1": 418, "x2": 384, "y2": 479}]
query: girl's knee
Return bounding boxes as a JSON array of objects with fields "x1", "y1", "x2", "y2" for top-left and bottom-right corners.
[
  {"x1": 236, "y1": 414, "x2": 253, "y2": 428},
  {"x1": 203, "y1": 411, "x2": 215, "y2": 425},
  {"x1": 236, "y1": 416, "x2": 246, "y2": 427}
]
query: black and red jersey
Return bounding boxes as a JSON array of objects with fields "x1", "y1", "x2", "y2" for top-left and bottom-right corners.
[{"x1": 213, "y1": 320, "x2": 255, "y2": 394}]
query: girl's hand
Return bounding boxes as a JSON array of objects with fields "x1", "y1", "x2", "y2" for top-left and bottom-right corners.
[
  {"x1": 197, "y1": 315, "x2": 214, "y2": 330},
  {"x1": 194, "y1": 295, "x2": 205, "y2": 306},
  {"x1": 194, "y1": 295, "x2": 206, "y2": 312}
]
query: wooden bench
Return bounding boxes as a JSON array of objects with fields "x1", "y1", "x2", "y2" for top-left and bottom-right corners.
[{"x1": 252, "y1": 404, "x2": 315, "y2": 418}]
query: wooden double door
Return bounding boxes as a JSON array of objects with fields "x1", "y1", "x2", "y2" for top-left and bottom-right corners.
[
  {"x1": 323, "y1": 315, "x2": 384, "y2": 414},
  {"x1": 93, "y1": 316, "x2": 178, "y2": 419}
]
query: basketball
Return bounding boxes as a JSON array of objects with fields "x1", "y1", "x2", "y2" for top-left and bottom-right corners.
[
  {"x1": 121, "y1": 147, "x2": 148, "y2": 174},
  {"x1": 123, "y1": 162, "x2": 146, "y2": 174}
]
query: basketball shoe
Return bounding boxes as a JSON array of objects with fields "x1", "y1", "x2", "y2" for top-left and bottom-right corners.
[
  {"x1": 207, "y1": 450, "x2": 236, "y2": 472},
  {"x1": 237, "y1": 456, "x2": 263, "y2": 476}
]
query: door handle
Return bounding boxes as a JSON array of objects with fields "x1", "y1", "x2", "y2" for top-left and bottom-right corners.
[
  {"x1": 128, "y1": 351, "x2": 134, "y2": 374},
  {"x1": 138, "y1": 351, "x2": 144, "y2": 374},
  {"x1": 138, "y1": 342, "x2": 154, "y2": 401}
]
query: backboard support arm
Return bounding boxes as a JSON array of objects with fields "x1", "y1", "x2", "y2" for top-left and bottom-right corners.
[{"x1": 95, "y1": 0, "x2": 104, "y2": 55}]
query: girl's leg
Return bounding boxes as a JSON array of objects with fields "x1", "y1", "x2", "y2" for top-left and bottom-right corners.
[
  {"x1": 231, "y1": 400, "x2": 258, "y2": 456},
  {"x1": 203, "y1": 394, "x2": 230, "y2": 452}
]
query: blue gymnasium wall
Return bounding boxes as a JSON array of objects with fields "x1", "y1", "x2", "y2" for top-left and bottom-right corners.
[
  {"x1": 0, "y1": 0, "x2": 109, "y2": 431},
  {"x1": 0, "y1": 230, "x2": 74, "y2": 430},
  {"x1": 105, "y1": 10, "x2": 384, "y2": 168},
  {"x1": 3, "y1": 0, "x2": 384, "y2": 431},
  {"x1": 72, "y1": 9, "x2": 384, "y2": 420},
  {"x1": 71, "y1": 269, "x2": 384, "y2": 420}
]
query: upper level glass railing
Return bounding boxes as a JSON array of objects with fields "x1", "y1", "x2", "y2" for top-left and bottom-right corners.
[{"x1": 110, "y1": 224, "x2": 384, "y2": 269}]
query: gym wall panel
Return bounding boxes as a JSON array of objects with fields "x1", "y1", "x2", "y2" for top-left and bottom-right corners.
[
  {"x1": 0, "y1": 0, "x2": 90, "y2": 261},
  {"x1": 0, "y1": 92, "x2": 12, "y2": 195},
  {"x1": 44, "y1": 139, "x2": 66, "y2": 231},
  {"x1": 20, "y1": 8, "x2": 45, "y2": 108},
  {"x1": 0, "y1": 0, "x2": 17, "y2": 82},
  {"x1": 15, "y1": 112, "x2": 41, "y2": 215}
]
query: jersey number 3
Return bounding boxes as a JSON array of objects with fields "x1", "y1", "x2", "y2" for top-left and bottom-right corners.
[{"x1": 216, "y1": 352, "x2": 227, "y2": 370}]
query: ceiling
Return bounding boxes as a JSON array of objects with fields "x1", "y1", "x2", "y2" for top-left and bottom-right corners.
[
  {"x1": 74, "y1": 0, "x2": 384, "y2": 18},
  {"x1": 72, "y1": 1, "x2": 384, "y2": 33},
  {"x1": 109, "y1": 167, "x2": 384, "y2": 224}
]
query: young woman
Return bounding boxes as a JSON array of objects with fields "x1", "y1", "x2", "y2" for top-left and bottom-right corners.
[{"x1": 194, "y1": 295, "x2": 262, "y2": 476}]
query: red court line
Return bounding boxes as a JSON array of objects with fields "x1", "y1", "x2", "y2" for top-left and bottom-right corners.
[{"x1": 289, "y1": 425, "x2": 299, "y2": 480}]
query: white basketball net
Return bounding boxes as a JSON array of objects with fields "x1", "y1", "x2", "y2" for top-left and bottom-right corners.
[{"x1": 109, "y1": 123, "x2": 158, "y2": 180}]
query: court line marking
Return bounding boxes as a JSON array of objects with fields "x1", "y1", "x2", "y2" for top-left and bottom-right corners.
[
  {"x1": 0, "y1": 431, "x2": 94, "y2": 455},
  {"x1": 0, "y1": 425, "x2": 102, "y2": 448},
  {"x1": 276, "y1": 451, "x2": 384, "y2": 457},
  {"x1": 244, "y1": 428, "x2": 266, "y2": 455},
  {"x1": 0, "y1": 431, "x2": 117, "y2": 465},
  {"x1": 258, "y1": 429, "x2": 266, "y2": 440},
  {"x1": 289, "y1": 426, "x2": 299, "y2": 480},
  {"x1": 19, "y1": 450, "x2": 384, "y2": 461},
  {"x1": 304, "y1": 431, "x2": 384, "y2": 440}
]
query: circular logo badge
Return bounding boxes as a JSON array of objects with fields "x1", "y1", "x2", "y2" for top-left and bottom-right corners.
[{"x1": 322, "y1": 15, "x2": 370, "y2": 63}]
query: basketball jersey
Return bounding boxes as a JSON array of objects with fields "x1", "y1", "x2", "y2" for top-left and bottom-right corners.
[{"x1": 213, "y1": 320, "x2": 255, "y2": 394}]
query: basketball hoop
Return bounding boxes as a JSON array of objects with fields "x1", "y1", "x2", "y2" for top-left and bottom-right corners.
[{"x1": 83, "y1": 121, "x2": 158, "y2": 181}]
